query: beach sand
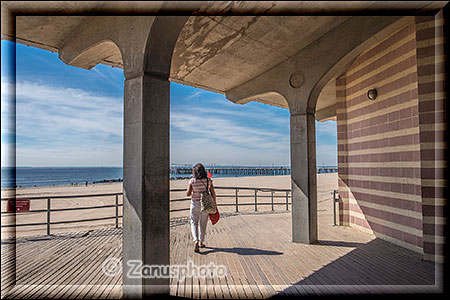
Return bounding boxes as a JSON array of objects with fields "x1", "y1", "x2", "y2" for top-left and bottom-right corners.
[{"x1": 1, "y1": 173, "x2": 338, "y2": 238}]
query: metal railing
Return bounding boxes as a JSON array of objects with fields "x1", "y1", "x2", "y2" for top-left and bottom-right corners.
[
  {"x1": 332, "y1": 189, "x2": 339, "y2": 226},
  {"x1": 1, "y1": 187, "x2": 291, "y2": 235}
]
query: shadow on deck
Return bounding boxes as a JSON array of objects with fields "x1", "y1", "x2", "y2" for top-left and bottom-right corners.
[{"x1": 1, "y1": 211, "x2": 442, "y2": 299}]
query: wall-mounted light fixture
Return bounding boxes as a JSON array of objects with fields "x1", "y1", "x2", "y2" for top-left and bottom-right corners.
[{"x1": 367, "y1": 89, "x2": 377, "y2": 101}]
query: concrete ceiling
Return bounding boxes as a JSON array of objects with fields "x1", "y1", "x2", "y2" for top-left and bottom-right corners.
[
  {"x1": 2, "y1": 1, "x2": 447, "y2": 120},
  {"x1": 170, "y1": 15, "x2": 351, "y2": 93}
]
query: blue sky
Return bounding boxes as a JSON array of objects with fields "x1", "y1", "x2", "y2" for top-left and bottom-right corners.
[{"x1": 1, "y1": 40, "x2": 337, "y2": 167}]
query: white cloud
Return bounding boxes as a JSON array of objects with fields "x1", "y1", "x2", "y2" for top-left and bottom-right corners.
[
  {"x1": 316, "y1": 144, "x2": 337, "y2": 166},
  {"x1": 4, "y1": 80, "x2": 123, "y2": 167},
  {"x1": 3, "y1": 79, "x2": 336, "y2": 167},
  {"x1": 171, "y1": 111, "x2": 288, "y2": 150},
  {"x1": 170, "y1": 109, "x2": 290, "y2": 165},
  {"x1": 316, "y1": 120, "x2": 337, "y2": 136}
]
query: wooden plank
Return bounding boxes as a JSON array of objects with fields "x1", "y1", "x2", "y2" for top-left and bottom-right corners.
[
  {"x1": 214, "y1": 228, "x2": 235, "y2": 299},
  {"x1": 1, "y1": 202, "x2": 440, "y2": 299},
  {"x1": 8, "y1": 230, "x2": 106, "y2": 298},
  {"x1": 41, "y1": 229, "x2": 118, "y2": 299},
  {"x1": 2, "y1": 232, "x2": 82, "y2": 293}
]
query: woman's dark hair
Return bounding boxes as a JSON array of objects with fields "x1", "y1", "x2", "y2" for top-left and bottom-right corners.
[{"x1": 192, "y1": 163, "x2": 207, "y2": 179}]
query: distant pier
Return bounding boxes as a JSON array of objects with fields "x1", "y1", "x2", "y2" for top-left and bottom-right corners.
[{"x1": 170, "y1": 166, "x2": 338, "y2": 177}]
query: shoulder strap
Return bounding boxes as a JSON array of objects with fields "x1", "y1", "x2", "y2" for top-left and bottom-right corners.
[{"x1": 200, "y1": 177, "x2": 209, "y2": 193}]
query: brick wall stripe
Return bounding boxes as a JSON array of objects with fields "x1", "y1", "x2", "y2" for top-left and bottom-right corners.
[
  {"x1": 419, "y1": 98, "x2": 446, "y2": 112},
  {"x1": 415, "y1": 8, "x2": 446, "y2": 263},
  {"x1": 416, "y1": 54, "x2": 446, "y2": 65},
  {"x1": 416, "y1": 36, "x2": 445, "y2": 48},
  {"x1": 345, "y1": 66, "x2": 417, "y2": 99},
  {"x1": 353, "y1": 19, "x2": 413, "y2": 64},
  {"x1": 340, "y1": 95, "x2": 419, "y2": 127},
  {"x1": 339, "y1": 144, "x2": 422, "y2": 155},
  {"x1": 421, "y1": 167, "x2": 445, "y2": 179},
  {"x1": 414, "y1": 18, "x2": 445, "y2": 31},
  {"x1": 422, "y1": 179, "x2": 446, "y2": 187},
  {"x1": 423, "y1": 222, "x2": 445, "y2": 235},
  {"x1": 339, "y1": 151, "x2": 421, "y2": 163},
  {"x1": 349, "y1": 203, "x2": 423, "y2": 232},
  {"x1": 340, "y1": 174, "x2": 420, "y2": 185},
  {"x1": 421, "y1": 160, "x2": 447, "y2": 168},
  {"x1": 422, "y1": 197, "x2": 446, "y2": 206},
  {"x1": 423, "y1": 254, "x2": 444, "y2": 264},
  {"x1": 423, "y1": 235, "x2": 446, "y2": 245},
  {"x1": 419, "y1": 130, "x2": 446, "y2": 143},
  {"x1": 345, "y1": 48, "x2": 417, "y2": 90},
  {"x1": 353, "y1": 224, "x2": 423, "y2": 254},
  {"x1": 420, "y1": 141, "x2": 446, "y2": 150},
  {"x1": 345, "y1": 79, "x2": 418, "y2": 112},
  {"x1": 343, "y1": 122, "x2": 419, "y2": 142},
  {"x1": 349, "y1": 212, "x2": 423, "y2": 245},
  {"x1": 338, "y1": 128, "x2": 418, "y2": 144},
  {"x1": 345, "y1": 192, "x2": 419, "y2": 212},
  {"x1": 337, "y1": 82, "x2": 418, "y2": 116},
  {"x1": 423, "y1": 216, "x2": 446, "y2": 225},
  {"x1": 419, "y1": 110, "x2": 446, "y2": 124},
  {"x1": 416, "y1": 27, "x2": 445, "y2": 42},
  {"x1": 417, "y1": 73, "x2": 446, "y2": 83},
  {"x1": 349, "y1": 211, "x2": 422, "y2": 239},
  {"x1": 418, "y1": 91, "x2": 446, "y2": 101},
  {"x1": 344, "y1": 179, "x2": 420, "y2": 196},
  {"x1": 422, "y1": 204, "x2": 445, "y2": 217},
  {"x1": 417, "y1": 61, "x2": 445, "y2": 76},
  {"x1": 344, "y1": 186, "x2": 422, "y2": 202},
  {"x1": 343, "y1": 197, "x2": 422, "y2": 219},
  {"x1": 346, "y1": 32, "x2": 415, "y2": 77},
  {"x1": 339, "y1": 162, "x2": 421, "y2": 168},
  {"x1": 418, "y1": 123, "x2": 446, "y2": 131},
  {"x1": 340, "y1": 166, "x2": 420, "y2": 179}
]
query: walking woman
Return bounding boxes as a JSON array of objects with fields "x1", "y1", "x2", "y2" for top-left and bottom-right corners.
[{"x1": 186, "y1": 163, "x2": 216, "y2": 253}]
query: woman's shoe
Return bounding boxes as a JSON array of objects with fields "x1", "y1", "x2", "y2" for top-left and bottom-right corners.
[
  {"x1": 194, "y1": 242, "x2": 200, "y2": 253},
  {"x1": 199, "y1": 243, "x2": 206, "y2": 248}
]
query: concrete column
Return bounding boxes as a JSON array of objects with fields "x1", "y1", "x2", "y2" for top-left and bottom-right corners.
[
  {"x1": 290, "y1": 112, "x2": 317, "y2": 243},
  {"x1": 123, "y1": 72, "x2": 170, "y2": 297}
]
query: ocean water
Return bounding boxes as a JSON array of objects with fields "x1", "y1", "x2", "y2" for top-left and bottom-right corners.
[
  {"x1": 1, "y1": 167, "x2": 123, "y2": 188},
  {"x1": 1, "y1": 166, "x2": 336, "y2": 189}
]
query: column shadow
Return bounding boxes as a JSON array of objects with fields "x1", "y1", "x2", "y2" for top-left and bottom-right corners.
[
  {"x1": 269, "y1": 238, "x2": 437, "y2": 297},
  {"x1": 199, "y1": 246, "x2": 283, "y2": 256}
]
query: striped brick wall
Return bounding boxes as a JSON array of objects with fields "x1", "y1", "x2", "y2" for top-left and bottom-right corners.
[
  {"x1": 336, "y1": 76, "x2": 350, "y2": 227},
  {"x1": 336, "y1": 19, "x2": 425, "y2": 254},
  {"x1": 415, "y1": 11, "x2": 447, "y2": 263}
]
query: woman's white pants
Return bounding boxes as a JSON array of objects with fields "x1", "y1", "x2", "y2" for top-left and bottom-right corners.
[{"x1": 190, "y1": 200, "x2": 208, "y2": 243}]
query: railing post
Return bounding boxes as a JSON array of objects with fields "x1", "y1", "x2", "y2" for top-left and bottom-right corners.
[
  {"x1": 332, "y1": 190, "x2": 337, "y2": 226},
  {"x1": 286, "y1": 191, "x2": 289, "y2": 210},
  {"x1": 235, "y1": 189, "x2": 239, "y2": 213},
  {"x1": 47, "y1": 198, "x2": 51, "y2": 235},
  {"x1": 271, "y1": 191, "x2": 274, "y2": 211},
  {"x1": 115, "y1": 194, "x2": 119, "y2": 228},
  {"x1": 254, "y1": 190, "x2": 258, "y2": 212}
]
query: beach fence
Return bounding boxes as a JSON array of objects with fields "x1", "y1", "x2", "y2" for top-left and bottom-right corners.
[{"x1": 1, "y1": 187, "x2": 291, "y2": 237}]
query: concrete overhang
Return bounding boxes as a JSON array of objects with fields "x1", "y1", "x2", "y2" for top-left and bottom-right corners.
[{"x1": 2, "y1": 1, "x2": 448, "y2": 121}]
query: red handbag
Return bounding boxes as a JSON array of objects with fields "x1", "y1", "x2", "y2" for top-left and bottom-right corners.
[
  {"x1": 207, "y1": 171, "x2": 220, "y2": 225},
  {"x1": 209, "y1": 208, "x2": 220, "y2": 225}
]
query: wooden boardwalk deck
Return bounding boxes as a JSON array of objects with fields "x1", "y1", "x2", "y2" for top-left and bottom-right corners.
[{"x1": 1, "y1": 211, "x2": 442, "y2": 299}]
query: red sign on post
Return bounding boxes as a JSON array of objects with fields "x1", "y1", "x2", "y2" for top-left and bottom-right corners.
[{"x1": 7, "y1": 198, "x2": 30, "y2": 212}]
